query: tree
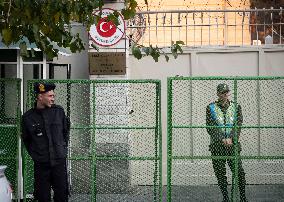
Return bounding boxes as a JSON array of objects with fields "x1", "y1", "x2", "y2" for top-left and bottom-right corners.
[{"x1": 0, "y1": 0, "x2": 182, "y2": 61}]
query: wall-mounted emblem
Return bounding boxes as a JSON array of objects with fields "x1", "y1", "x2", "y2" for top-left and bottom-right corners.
[{"x1": 89, "y1": 8, "x2": 125, "y2": 47}]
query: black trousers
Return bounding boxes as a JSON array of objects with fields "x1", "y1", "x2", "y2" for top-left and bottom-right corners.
[
  {"x1": 34, "y1": 159, "x2": 68, "y2": 202},
  {"x1": 210, "y1": 143, "x2": 246, "y2": 201}
]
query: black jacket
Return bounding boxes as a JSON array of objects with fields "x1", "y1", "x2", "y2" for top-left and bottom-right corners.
[{"x1": 22, "y1": 105, "x2": 70, "y2": 165}]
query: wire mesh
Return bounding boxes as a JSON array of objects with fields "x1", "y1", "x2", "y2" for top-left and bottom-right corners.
[
  {"x1": 23, "y1": 79, "x2": 162, "y2": 202},
  {"x1": 167, "y1": 77, "x2": 284, "y2": 202},
  {"x1": 0, "y1": 78, "x2": 21, "y2": 199}
]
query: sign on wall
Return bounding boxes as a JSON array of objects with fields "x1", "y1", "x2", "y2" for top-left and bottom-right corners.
[
  {"x1": 89, "y1": 8, "x2": 125, "y2": 47},
  {"x1": 89, "y1": 52, "x2": 126, "y2": 75}
]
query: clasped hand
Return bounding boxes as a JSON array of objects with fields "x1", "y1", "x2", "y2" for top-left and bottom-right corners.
[{"x1": 222, "y1": 138, "x2": 232, "y2": 146}]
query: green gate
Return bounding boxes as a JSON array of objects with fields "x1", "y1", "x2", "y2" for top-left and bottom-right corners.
[
  {"x1": 167, "y1": 77, "x2": 284, "y2": 202},
  {"x1": 23, "y1": 79, "x2": 162, "y2": 202},
  {"x1": 0, "y1": 78, "x2": 21, "y2": 199}
]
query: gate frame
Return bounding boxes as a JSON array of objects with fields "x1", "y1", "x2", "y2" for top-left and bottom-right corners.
[
  {"x1": 0, "y1": 78, "x2": 21, "y2": 200},
  {"x1": 23, "y1": 79, "x2": 163, "y2": 202},
  {"x1": 167, "y1": 76, "x2": 284, "y2": 202}
]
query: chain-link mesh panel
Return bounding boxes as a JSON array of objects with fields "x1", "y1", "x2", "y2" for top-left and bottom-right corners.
[
  {"x1": 0, "y1": 78, "x2": 21, "y2": 199},
  {"x1": 95, "y1": 160, "x2": 160, "y2": 202},
  {"x1": 23, "y1": 80, "x2": 162, "y2": 202},
  {"x1": 167, "y1": 77, "x2": 284, "y2": 202}
]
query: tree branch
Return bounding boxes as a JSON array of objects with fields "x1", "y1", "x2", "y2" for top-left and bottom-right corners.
[{"x1": 6, "y1": 0, "x2": 12, "y2": 23}]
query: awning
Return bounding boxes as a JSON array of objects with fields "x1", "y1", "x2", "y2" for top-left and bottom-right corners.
[{"x1": 0, "y1": 36, "x2": 72, "y2": 56}]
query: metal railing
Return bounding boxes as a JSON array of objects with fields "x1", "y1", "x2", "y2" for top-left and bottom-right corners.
[{"x1": 127, "y1": 8, "x2": 284, "y2": 47}]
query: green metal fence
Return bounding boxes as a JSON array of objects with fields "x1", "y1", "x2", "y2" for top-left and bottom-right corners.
[
  {"x1": 23, "y1": 79, "x2": 162, "y2": 202},
  {"x1": 167, "y1": 77, "x2": 284, "y2": 202},
  {"x1": 0, "y1": 78, "x2": 21, "y2": 199}
]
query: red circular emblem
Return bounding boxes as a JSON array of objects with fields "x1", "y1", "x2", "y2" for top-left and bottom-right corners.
[
  {"x1": 89, "y1": 8, "x2": 125, "y2": 47},
  {"x1": 96, "y1": 18, "x2": 117, "y2": 38}
]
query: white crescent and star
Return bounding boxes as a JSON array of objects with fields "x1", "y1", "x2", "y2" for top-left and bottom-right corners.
[{"x1": 99, "y1": 21, "x2": 114, "y2": 33}]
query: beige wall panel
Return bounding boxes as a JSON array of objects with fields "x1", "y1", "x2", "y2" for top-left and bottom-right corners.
[
  {"x1": 262, "y1": 51, "x2": 284, "y2": 76},
  {"x1": 193, "y1": 51, "x2": 258, "y2": 76},
  {"x1": 136, "y1": 0, "x2": 251, "y2": 46}
]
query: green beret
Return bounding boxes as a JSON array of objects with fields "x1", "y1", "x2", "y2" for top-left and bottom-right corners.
[{"x1": 217, "y1": 83, "x2": 230, "y2": 93}]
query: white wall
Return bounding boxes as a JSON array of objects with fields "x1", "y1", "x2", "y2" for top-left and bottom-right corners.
[
  {"x1": 193, "y1": 51, "x2": 259, "y2": 76},
  {"x1": 52, "y1": 24, "x2": 89, "y2": 80}
]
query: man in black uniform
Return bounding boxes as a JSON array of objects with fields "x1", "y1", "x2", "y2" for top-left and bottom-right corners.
[
  {"x1": 206, "y1": 83, "x2": 247, "y2": 202},
  {"x1": 22, "y1": 82, "x2": 70, "y2": 202}
]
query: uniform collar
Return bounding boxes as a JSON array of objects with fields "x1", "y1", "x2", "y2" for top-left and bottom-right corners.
[{"x1": 216, "y1": 99, "x2": 230, "y2": 109}]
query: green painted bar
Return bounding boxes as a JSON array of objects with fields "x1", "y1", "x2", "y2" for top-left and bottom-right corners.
[
  {"x1": 158, "y1": 81, "x2": 163, "y2": 202},
  {"x1": 28, "y1": 79, "x2": 161, "y2": 84},
  {"x1": 91, "y1": 82, "x2": 96, "y2": 202},
  {"x1": 231, "y1": 79, "x2": 238, "y2": 202},
  {"x1": 172, "y1": 156, "x2": 284, "y2": 160},
  {"x1": 172, "y1": 125, "x2": 284, "y2": 128},
  {"x1": 168, "y1": 76, "x2": 284, "y2": 80},
  {"x1": 0, "y1": 125, "x2": 17, "y2": 128},
  {"x1": 68, "y1": 156, "x2": 159, "y2": 160},
  {"x1": 71, "y1": 126, "x2": 157, "y2": 130},
  {"x1": 167, "y1": 78, "x2": 173, "y2": 202}
]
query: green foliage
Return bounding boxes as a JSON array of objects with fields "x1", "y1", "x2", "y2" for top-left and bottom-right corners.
[
  {"x1": 171, "y1": 41, "x2": 184, "y2": 59},
  {"x1": 0, "y1": 0, "x2": 138, "y2": 58},
  {"x1": 121, "y1": 0, "x2": 137, "y2": 20},
  {"x1": 0, "y1": 0, "x2": 183, "y2": 62},
  {"x1": 132, "y1": 45, "x2": 142, "y2": 60},
  {"x1": 0, "y1": 0, "x2": 93, "y2": 57},
  {"x1": 131, "y1": 41, "x2": 184, "y2": 62}
]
